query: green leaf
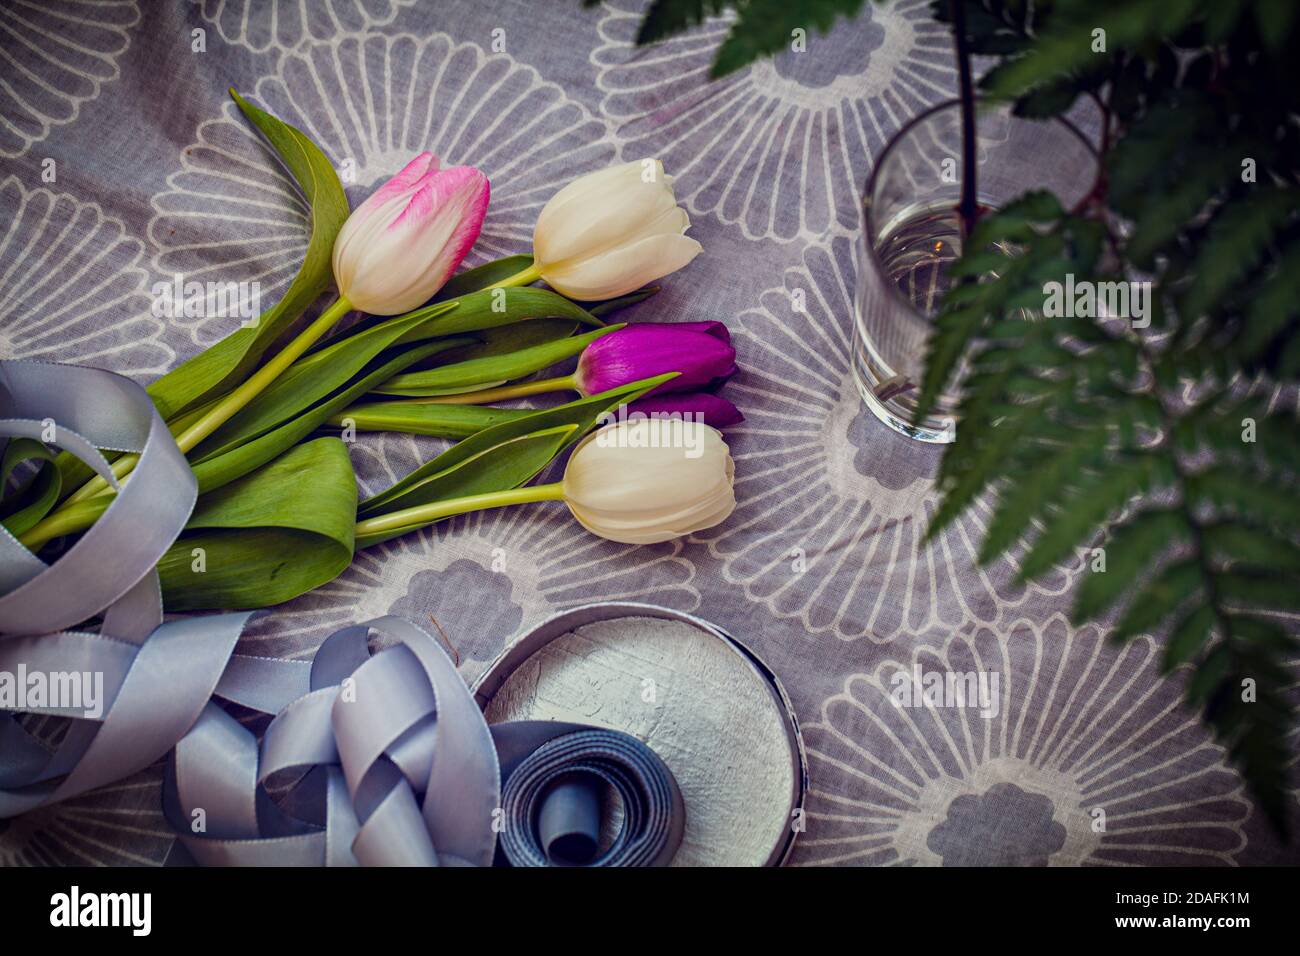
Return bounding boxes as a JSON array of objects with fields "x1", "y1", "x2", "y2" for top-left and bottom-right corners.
[
  {"x1": 983, "y1": 0, "x2": 1200, "y2": 99},
  {"x1": 1017, "y1": 454, "x2": 1170, "y2": 582},
  {"x1": 635, "y1": 0, "x2": 732, "y2": 45},
  {"x1": 711, "y1": 0, "x2": 867, "y2": 78},
  {"x1": 190, "y1": 304, "x2": 457, "y2": 460},
  {"x1": 1181, "y1": 188, "x2": 1292, "y2": 319},
  {"x1": 435, "y1": 255, "x2": 534, "y2": 301},
  {"x1": 1189, "y1": 466, "x2": 1300, "y2": 530},
  {"x1": 1203, "y1": 522, "x2": 1300, "y2": 573},
  {"x1": 353, "y1": 425, "x2": 578, "y2": 550},
  {"x1": 1237, "y1": 239, "x2": 1300, "y2": 360},
  {"x1": 1161, "y1": 603, "x2": 1216, "y2": 671},
  {"x1": 158, "y1": 438, "x2": 356, "y2": 611},
  {"x1": 429, "y1": 318, "x2": 580, "y2": 365},
  {"x1": 148, "y1": 90, "x2": 350, "y2": 421},
  {"x1": 0, "y1": 439, "x2": 61, "y2": 536},
  {"x1": 1125, "y1": 160, "x2": 1230, "y2": 266},
  {"x1": 389, "y1": 285, "x2": 604, "y2": 340},
  {"x1": 376, "y1": 324, "x2": 621, "y2": 396},
  {"x1": 192, "y1": 287, "x2": 603, "y2": 461},
  {"x1": 1256, "y1": 0, "x2": 1300, "y2": 52},
  {"x1": 914, "y1": 306, "x2": 983, "y2": 428},
  {"x1": 328, "y1": 402, "x2": 530, "y2": 438},
  {"x1": 1216, "y1": 570, "x2": 1300, "y2": 612},
  {"x1": 357, "y1": 374, "x2": 676, "y2": 518}
]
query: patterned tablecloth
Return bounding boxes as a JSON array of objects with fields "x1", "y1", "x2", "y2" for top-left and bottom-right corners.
[{"x1": 1, "y1": 0, "x2": 1296, "y2": 866}]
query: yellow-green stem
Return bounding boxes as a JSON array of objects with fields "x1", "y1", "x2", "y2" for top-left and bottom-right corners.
[
  {"x1": 486, "y1": 262, "x2": 542, "y2": 289},
  {"x1": 18, "y1": 497, "x2": 112, "y2": 552},
  {"x1": 62, "y1": 394, "x2": 225, "y2": 506},
  {"x1": 354, "y1": 482, "x2": 564, "y2": 541},
  {"x1": 174, "y1": 295, "x2": 353, "y2": 452}
]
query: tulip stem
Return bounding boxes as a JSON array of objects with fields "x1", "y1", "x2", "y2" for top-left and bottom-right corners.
[
  {"x1": 354, "y1": 482, "x2": 565, "y2": 543},
  {"x1": 172, "y1": 296, "x2": 355, "y2": 453},
  {"x1": 23, "y1": 296, "x2": 355, "y2": 548},
  {"x1": 487, "y1": 263, "x2": 543, "y2": 289},
  {"x1": 18, "y1": 497, "x2": 112, "y2": 552},
  {"x1": 382, "y1": 375, "x2": 578, "y2": 406}
]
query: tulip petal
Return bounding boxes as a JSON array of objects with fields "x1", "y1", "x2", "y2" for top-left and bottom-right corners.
[
  {"x1": 335, "y1": 162, "x2": 489, "y2": 315},
  {"x1": 627, "y1": 392, "x2": 744, "y2": 428},
  {"x1": 543, "y1": 232, "x2": 702, "y2": 301},
  {"x1": 534, "y1": 173, "x2": 683, "y2": 266},
  {"x1": 561, "y1": 421, "x2": 735, "y2": 543}
]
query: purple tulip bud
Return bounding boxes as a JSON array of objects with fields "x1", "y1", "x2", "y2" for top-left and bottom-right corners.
[
  {"x1": 574, "y1": 321, "x2": 736, "y2": 397},
  {"x1": 626, "y1": 392, "x2": 744, "y2": 428}
]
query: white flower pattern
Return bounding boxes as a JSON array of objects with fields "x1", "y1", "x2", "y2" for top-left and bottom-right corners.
[
  {"x1": 0, "y1": 175, "x2": 172, "y2": 378},
  {"x1": 792, "y1": 615, "x2": 1252, "y2": 866},
  {"x1": 0, "y1": 0, "x2": 139, "y2": 159},
  {"x1": 187, "y1": 0, "x2": 420, "y2": 54},
  {"x1": 591, "y1": 0, "x2": 956, "y2": 241}
]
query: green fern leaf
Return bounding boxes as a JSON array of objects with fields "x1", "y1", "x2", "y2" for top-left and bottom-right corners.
[
  {"x1": 1114, "y1": 557, "x2": 1203, "y2": 640},
  {"x1": 1161, "y1": 602, "x2": 1216, "y2": 670},
  {"x1": 1017, "y1": 453, "x2": 1171, "y2": 581},
  {"x1": 1182, "y1": 188, "x2": 1293, "y2": 319},
  {"x1": 1072, "y1": 508, "x2": 1188, "y2": 621}
]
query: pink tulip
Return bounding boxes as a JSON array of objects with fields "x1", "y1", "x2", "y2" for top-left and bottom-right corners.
[{"x1": 332, "y1": 152, "x2": 489, "y2": 314}]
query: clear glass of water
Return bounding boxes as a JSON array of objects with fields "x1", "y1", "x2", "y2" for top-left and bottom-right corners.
[{"x1": 853, "y1": 100, "x2": 1099, "y2": 442}]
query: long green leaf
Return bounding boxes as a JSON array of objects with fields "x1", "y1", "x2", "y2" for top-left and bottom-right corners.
[
  {"x1": 189, "y1": 338, "x2": 471, "y2": 494},
  {"x1": 354, "y1": 425, "x2": 578, "y2": 549},
  {"x1": 376, "y1": 324, "x2": 621, "y2": 396},
  {"x1": 0, "y1": 439, "x2": 61, "y2": 536},
  {"x1": 190, "y1": 303, "x2": 458, "y2": 461},
  {"x1": 328, "y1": 402, "x2": 529, "y2": 438},
  {"x1": 435, "y1": 255, "x2": 534, "y2": 301},
  {"x1": 148, "y1": 89, "x2": 350, "y2": 420}
]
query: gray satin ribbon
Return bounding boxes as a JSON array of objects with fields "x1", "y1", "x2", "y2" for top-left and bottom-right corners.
[{"x1": 0, "y1": 360, "x2": 684, "y2": 865}]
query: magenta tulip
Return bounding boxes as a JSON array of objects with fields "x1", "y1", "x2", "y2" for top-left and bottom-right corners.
[{"x1": 575, "y1": 321, "x2": 735, "y2": 397}]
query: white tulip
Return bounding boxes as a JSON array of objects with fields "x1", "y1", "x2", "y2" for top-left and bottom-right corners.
[
  {"x1": 531, "y1": 159, "x2": 703, "y2": 300},
  {"x1": 561, "y1": 418, "x2": 735, "y2": 544}
]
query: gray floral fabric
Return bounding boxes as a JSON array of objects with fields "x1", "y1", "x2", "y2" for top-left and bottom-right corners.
[{"x1": 1, "y1": 0, "x2": 1297, "y2": 866}]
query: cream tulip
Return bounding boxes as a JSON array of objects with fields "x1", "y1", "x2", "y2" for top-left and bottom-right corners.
[
  {"x1": 528, "y1": 159, "x2": 703, "y2": 300},
  {"x1": 561, "y1": 418, "x2": 735, "y2": 544}
]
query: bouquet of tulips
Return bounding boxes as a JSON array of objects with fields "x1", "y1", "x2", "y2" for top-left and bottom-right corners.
[{"x1": 6, "y1": 91, "x2": 742, "y2": 612}]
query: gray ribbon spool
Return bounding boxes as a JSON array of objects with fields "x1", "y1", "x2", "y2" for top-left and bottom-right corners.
[
  {"x1": 0, "y1": 360, "x2": 686, "y2": 866},
  {"x1": 475, "y1": 603, "x2": 810, "y2": 867}
]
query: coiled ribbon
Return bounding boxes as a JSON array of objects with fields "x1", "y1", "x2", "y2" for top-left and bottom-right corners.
[{"x1": 0, "y1": 360, "x2": 684, "y2": 865}]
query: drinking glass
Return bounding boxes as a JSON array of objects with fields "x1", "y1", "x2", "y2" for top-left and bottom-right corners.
[{"x1": 852, "y1": 100, "x2": 1099, "y2": 442}]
